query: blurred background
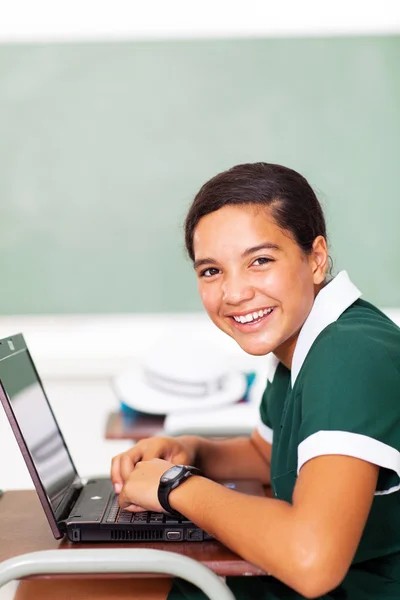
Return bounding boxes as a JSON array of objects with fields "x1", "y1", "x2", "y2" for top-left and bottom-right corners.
[
  {"x1": 1, "y1": 6, "x2": 400, "y2": 315},
  {"x1": 1, "y1": 0, "x2": 400, "y2": 492}
]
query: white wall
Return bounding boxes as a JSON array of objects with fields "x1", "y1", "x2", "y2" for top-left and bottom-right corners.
[{"x1": 1, "y1": 0, "x2": 400, "y2": 42}]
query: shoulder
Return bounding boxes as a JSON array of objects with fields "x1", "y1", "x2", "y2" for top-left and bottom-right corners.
[
  {"x1": 295, "y1": 299, "x2": 400, "y2": 425},
  {"x1": 301, "y1": 299, "x2": 400, "y2": 381}
]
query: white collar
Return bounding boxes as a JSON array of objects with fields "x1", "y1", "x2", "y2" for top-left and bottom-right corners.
[
  {"x1": 290, "y1": 270, "x2": 361, "y2": 387},
  {"x1": 266, "y1": 271, "x2": 362, "y2": 386}
]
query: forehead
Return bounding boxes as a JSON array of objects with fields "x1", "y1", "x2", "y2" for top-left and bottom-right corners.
[{"x1": 193, "y1": 204, "x2": 295, "y2": 259}]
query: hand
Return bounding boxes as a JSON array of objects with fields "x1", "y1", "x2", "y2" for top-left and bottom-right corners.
[
  {"x1": 119, "y1": 458, "x2": 173, "y2": 512},
  {"x1": 111, "y1": 436, "x2": 197, "y2": 494}
]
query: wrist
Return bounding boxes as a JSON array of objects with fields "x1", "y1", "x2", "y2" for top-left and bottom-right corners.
[
  {"x1": 158, "y1": 465, "x2": 203, "y2": 516},
  {"x1": 169, "y1": 473, "x2": 203, "y2": 514}
]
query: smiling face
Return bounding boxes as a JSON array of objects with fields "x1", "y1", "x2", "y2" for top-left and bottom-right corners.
[{"x1": 193, "y1": 204, "x2": 328, "y2": 368}]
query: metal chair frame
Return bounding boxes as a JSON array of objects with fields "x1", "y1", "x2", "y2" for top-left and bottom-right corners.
[{"x1": 0, "y1": 548, "x2": 235, "y2": 600}]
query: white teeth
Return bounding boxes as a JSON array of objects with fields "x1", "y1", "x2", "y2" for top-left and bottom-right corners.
[{"x1": 233, "y1": 308, "x2": 274, "y2": 323}]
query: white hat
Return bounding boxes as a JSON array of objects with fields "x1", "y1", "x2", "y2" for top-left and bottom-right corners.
[{"x1": 113, "y1": 331, "x2": 247, "y2": 415}]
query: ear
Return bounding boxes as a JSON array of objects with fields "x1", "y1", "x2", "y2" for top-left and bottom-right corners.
[{"x1": 311, "y1": 236, "x2": 329, "y2": 285}]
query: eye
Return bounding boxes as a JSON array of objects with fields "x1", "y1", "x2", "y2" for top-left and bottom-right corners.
[
  {"x1": 252, "y1": 257, "x2": 273, "y2": 266},
  {"x1": 200, "y1": 267, "x2": 220, "y2": 278}
]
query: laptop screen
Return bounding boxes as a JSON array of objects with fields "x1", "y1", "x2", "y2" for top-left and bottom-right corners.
[{"x1": 0, "y1": 342, "x2": 77, "y2": 514}]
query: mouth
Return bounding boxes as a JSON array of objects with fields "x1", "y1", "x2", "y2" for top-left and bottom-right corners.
[{"x1": 228, "y1": 307, "x2": 275, "y2": 330}]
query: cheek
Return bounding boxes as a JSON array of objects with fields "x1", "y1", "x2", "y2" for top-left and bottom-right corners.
[
  {"x1": 260, "y1": 269, "x2": 294, "y2": 299},
  {"x1": 286, "y1": 271, "x2": 315, "y2": 320},
  {"x1": 198, "y1": 285, "x2": 216, "y2": 313},
  {"x1": 265, "y1": 264, "x2": 313, "y2": 315},
  {"x1": 199, "y1": 284, "x2": 225, "y2": 322}
]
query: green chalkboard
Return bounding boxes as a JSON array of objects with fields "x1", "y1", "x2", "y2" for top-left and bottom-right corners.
[{"x1": 0, "y1": 36, "x2": 399, "y2": 314}]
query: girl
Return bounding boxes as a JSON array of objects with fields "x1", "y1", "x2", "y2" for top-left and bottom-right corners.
[
  {"x1": 20, "y1": 163, "x2": 395, "y2": 600},
  {"x1": 111, "y1": 163, "x2": 400, "y2": 599},
  {"x1": 109, "y1": 163, "x2": 400, "y2": 599}
]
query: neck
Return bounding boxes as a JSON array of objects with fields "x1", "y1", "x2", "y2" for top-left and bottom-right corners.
[
  {"x1": 273, "y1": 332, "x2": 299, "y2": 371},
  {"x1": 273, "y1": 281, "x2": 326, "y2": 370}
]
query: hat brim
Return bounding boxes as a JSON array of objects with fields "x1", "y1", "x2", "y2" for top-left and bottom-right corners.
[{"x1": 113, "y1": 369, "x2": 247, "y2": 415}]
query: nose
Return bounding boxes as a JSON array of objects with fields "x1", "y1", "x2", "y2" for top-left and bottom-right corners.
[{"x1": 221, "y1": 274, "x2": 255, "y2": 305}]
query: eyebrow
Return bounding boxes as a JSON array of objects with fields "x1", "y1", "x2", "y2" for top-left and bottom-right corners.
[
  {"x1": 193, "y1": 243, "x2": 281, "y2": 270},
  {"x1": 242, "y1": 242, "x2": 281, "y2": 256}
]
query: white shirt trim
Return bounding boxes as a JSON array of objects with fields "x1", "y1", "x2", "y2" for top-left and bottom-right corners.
[
  {"x1": 298, "y1": 430, "x2": 400, "y2": 495},
  {"x1": 256, "y1": 417, "x2": 273, "y2": 444},
  {"x1": 291, "y1": 271, "x2": 362, "y2": 387}
]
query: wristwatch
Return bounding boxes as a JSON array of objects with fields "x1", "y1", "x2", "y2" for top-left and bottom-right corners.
[{"x1": 158, "y1": 464, "x2": 202, "y2": 516}]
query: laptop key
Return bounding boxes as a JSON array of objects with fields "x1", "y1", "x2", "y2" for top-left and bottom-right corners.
[
  {"x1": 133, "y1": 517, "x2": 149, "y2": 524},
  {"x1": 165, "y1": 517, "x2": 181, "y2": 524},
  {"x1": 118, "y1": 511, "x2": 133, "y2": 523},
  {"x1": 150, "y1": 513, "x2": 164, "y2": 523},
  {"x1": 107, "y1": 515, "x2": 117, "y2": 523}
]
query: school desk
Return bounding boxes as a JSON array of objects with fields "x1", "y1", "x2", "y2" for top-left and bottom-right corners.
[
  {"x1": 0, "y1": 489, "x2": 268, "y2": 579},
  {"x1": 105, "y1": 410, "x2": 165, "y2": 441}
]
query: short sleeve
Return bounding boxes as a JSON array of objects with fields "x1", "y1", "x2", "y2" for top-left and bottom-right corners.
[{"x1": 298, "y1": 328, "x2": 400, "y2": 494}]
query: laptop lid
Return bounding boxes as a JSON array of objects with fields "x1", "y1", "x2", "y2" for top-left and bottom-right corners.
[{"x1": 0, "y1": 333, "x2": 81, "y2": 539}]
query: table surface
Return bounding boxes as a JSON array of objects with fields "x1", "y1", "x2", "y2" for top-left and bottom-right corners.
[
  {"x1": 105, "y1": 411, "x2": 165, "y2": 440},
  {"x1": 0, "y1": 490, "x2": 266, "y2": 579}
]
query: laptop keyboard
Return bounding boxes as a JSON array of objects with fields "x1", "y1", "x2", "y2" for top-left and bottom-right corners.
[{"x1": 106, "y1": 495, "x2": 191, "y2": 524}]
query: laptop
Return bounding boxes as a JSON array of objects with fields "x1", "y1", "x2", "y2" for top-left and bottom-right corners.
[{"x1": 0, "y1": 333, "x2": 265, "y2": 543}]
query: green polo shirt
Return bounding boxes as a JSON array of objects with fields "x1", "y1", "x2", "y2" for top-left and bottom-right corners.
[
  {"x1": 263, "y1": 298, "x2": 400, "y2": 535},
  {"x1": 169, "y1": 272, "x2": 400, "y2": 599},
  {"x1": 256, "y1": 278, "x2": 400, "y2": 598}
]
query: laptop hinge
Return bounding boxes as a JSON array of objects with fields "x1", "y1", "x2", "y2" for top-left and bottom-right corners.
[{"x1": 55, "y1": 480, "x2": 83, "y2": 524}]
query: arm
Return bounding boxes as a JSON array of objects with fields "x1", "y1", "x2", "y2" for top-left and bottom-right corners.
[
  {"x1": 169, "y1": 454, "x2": 378, "y2": 599},
  {"x1": 111, "y1": 429, "x2": 272, "y2": 491},
  {"x1": 179, "y1": 428, "x2": 271, "y2": 484}
]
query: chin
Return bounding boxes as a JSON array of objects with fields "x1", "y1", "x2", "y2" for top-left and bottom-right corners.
[{"x1": 236, "y1": 339, "x2": 277, "y2": 357}]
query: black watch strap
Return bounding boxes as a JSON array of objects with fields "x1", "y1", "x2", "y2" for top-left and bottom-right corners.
[{"x1": 158, "y1": 465, "x2": 202, "y2": 517}]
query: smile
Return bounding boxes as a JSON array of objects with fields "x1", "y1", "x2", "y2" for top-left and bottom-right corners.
[{"x1": 231, "y1": 307, "x2": 274, "y2": 324}]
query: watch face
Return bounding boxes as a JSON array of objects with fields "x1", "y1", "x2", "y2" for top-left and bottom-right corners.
[{"x1": 162, "y1": 466, "x2": 183, "y2": 482}]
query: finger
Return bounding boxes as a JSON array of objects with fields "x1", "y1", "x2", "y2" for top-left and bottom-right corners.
[
  {"x1": 118, "y1": 487, "x2": 145, "y2": 512},
  {"x1": 122, "y1": 504, "x2": 147, "y2": 513},
  {"x1": 111, "y1": 446, "x2": 144, "y2": 491},
  {"x1": 120, "y1": 453, "x2": 136, "y2": 483},
  {"x1": 141, "y1": 443, "x2": 168, "y2": 462},
  {"x1": 163, "y1": 441, "x2": 184, "y2": 462},
  {"x1": 110, "y1": 455, "x2": 123, "y2": 491},
  {"x1": 127, "y1": 445, "x2": 145, "y2": 467},
  {"x1": 172, "y1": 450, "x2": 190, "y2": 465}
]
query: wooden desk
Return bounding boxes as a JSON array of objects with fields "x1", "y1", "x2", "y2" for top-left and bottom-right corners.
[
  {"x1": 104, "y1": 411, "x2": 251, "y2": 441},
  {"x1": 0, "y1": 490, "x2": 266, "y2": 578},
  {"x1": 105, "y1": 411, "x2": 165, "y2": 441}
]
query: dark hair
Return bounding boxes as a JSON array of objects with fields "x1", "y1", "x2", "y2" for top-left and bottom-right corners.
[{"x1": 185, "y1": 163, "x2": 329, "y2": 266}]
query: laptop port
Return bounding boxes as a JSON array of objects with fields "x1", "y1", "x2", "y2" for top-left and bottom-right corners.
[
  {"x1": 71, "y1": 529, "x2": 81, "y2": 542},
  {"x1": 166, "y1": 530, "x2": 182, "y2": 541},
  {"x1": 187, "y1": 529, "x2": 203, "y2": 541}
]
